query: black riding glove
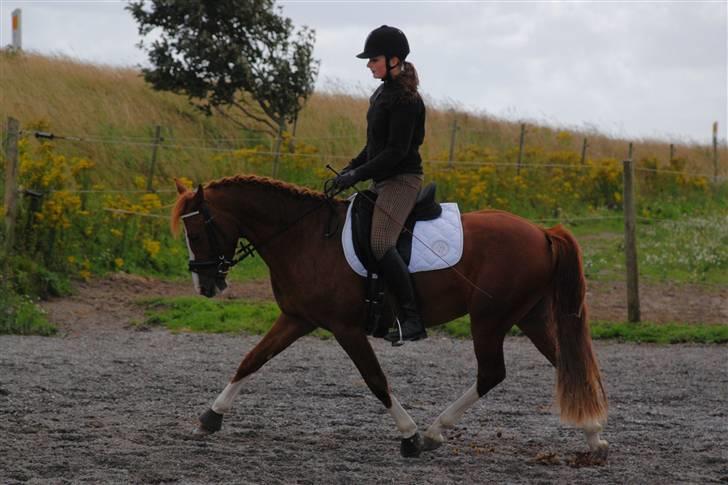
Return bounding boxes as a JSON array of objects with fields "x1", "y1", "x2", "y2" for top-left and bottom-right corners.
[{"x1": 334, "y1": 169, "x2": 360, "y2": 190}]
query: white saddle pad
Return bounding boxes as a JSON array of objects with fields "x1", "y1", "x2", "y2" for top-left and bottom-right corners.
[{"x1": 342, "y1": 201, "x2": 464, "y2": 277}]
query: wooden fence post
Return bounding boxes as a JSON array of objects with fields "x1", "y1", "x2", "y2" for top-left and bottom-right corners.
[
  {"x1": 146, "y1": 125, "x2": 162, "y2": 192},
  {"x1": 622, "y1": 158, "x2": 641, "y2": 323},
  {"x1": 288, "y1": 112, "x2": 298, "y2": 153},
  {"x1": 517, "y1": 123, "x2": 526, "y2": 175},
  {"x1": 713, "y1": 121, "x2": 719, "y2": 183},
  {"x1": 580, "y1": 137, "x2": 588, "y2": 165},
  {"x1": 448, "y1": 118, "x2": 458, "y2": 168},
  {"x1": 272, "y1": 119, "x2": 284, "y2": 178},
  {"x1": 4, "y1": 117, "x2": 20, "y2": 256},
  {"x1": 669, "y1": 143, "x2": 675, "y2": 164}
]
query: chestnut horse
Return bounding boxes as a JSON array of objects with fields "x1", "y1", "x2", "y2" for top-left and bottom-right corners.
[{"x1": 171, "y1": 175, "x2": 608, "y2": 458}]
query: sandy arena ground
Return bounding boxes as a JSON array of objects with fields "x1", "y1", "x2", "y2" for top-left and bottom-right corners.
[{"x1": 0, "y1": 275, "x2": 725, "y2": 484}]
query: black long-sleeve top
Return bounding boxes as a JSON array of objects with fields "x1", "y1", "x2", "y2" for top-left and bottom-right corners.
[{"x1": 347, "y1": 79, "x2": 426, "y2": 183}]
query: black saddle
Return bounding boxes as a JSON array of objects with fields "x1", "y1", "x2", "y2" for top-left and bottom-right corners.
[{"x1": 350, "y1": 182, "x2": 442, "y2": 274}]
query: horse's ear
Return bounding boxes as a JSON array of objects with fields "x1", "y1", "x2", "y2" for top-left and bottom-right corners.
[
  {"x1": 174, "y1": 178, "x2": 188, "y2": 195},
  {"x1": 193, "y1": 184, "x2": 205, "y2": 203}
]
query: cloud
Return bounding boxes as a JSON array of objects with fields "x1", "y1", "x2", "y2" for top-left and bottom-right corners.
[{"x1": 1, "y1": 0, "x2": 725, "y2": 142}]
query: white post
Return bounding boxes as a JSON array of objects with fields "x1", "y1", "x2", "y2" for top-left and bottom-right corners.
[{"x1": 12, "y1": 9, "x2": 22, "y2": 50}]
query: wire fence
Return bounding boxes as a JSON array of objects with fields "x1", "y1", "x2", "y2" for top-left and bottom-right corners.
[
  {"x1": 15, "y1": 128, "x2": 723, "y2": 181},
  {"x1": 3, "y1": 116, "x2": 726, "y2": 324}
]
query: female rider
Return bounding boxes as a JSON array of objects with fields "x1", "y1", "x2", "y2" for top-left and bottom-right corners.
[{"x1": 333, "y1": 25, "x2": 427, "y2": 345}]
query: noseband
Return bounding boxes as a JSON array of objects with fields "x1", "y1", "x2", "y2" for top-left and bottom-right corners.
[{"x1": 183, "y1": 202, "x2": 255, "y2": 279}]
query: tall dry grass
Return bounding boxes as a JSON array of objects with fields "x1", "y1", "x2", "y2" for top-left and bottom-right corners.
[{"x1": 1, "y1": 51, "x2": 724, "y2": 186}]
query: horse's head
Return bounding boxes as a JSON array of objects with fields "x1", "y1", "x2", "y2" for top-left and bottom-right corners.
[{"x1": 172, "y1": 179, "x2": 238, "y2": 298}]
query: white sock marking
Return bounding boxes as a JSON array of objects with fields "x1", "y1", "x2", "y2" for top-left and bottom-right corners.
[
  {"x1": 212, "y1": 380, "x2": 245, "y2": 414},
  {"x1": 425, "y1": 382, "x2": 480, "y2": 442},
  {"x1": 388, "y1": 394, "x2": 418, "y2": 439},
  {"x1": 583, "y1": 421, "x2": 609, "y2": 452}
]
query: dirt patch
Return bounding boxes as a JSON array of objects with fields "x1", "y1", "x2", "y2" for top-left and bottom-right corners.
[
  {"x1": 42, "y1": 274, "x2": 726, "y2": 337},
  {"x1": 1, "y1": 324, "x2": 725, "y2": 483},
  {"x1": 0, "y1": 275, "x2": 724, "y2": 483},
  {"x1": 587, "y1": 280, "x2": 727, "y2": 324},
  {"x1": 40, "y1": 273, "x2": 275, "y2": 336}
]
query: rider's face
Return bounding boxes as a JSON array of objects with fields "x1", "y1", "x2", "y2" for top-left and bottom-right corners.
[{"x1": 367, "y1": 55, "x2": 399, "y2": 79}]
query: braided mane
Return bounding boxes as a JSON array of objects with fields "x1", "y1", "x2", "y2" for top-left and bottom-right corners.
[
  {"x1": 171, "y1": 174, "x2": 333, "y2": 235},
  {"x1": 206, "y1": 174, "x2": 328, "y2": 201}
]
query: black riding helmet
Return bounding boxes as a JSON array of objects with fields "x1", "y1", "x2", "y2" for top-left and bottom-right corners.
[{"x1": 356, "y1": 25, "x2": 410, "y2": 81}]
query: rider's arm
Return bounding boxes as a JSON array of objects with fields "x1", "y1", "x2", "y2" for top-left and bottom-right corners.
[
  {"x1": 346, "y1": 145, "x2": 368, "y2": 171},
  {"x1": 354, "y1": 102, "x2": 417, "y2": 181}
]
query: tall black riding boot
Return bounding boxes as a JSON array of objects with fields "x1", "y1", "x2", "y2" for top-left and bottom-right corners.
[{"x1": 378, "y1": 247, "x2": 427, "y2": 346}]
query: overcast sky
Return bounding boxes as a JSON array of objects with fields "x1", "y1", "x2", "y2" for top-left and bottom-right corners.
[{"x1": 0, "y1": 1, "x2": 725, "y2": 144}]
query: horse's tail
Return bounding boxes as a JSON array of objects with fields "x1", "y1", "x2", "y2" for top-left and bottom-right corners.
[{"x1": 547, "y1": 225, "x2": 607, "y2": 427}]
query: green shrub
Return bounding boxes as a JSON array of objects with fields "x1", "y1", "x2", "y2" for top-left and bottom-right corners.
[{"x1": 0, "y1": 285, "x2": 56, "y2": 336}]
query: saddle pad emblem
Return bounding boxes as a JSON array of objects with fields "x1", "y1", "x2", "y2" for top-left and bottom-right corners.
[
  {"x1": 342, "y1": 202, "x2": 464, "y2": 277},
  {"x1": 431, "y1": 240, "x2": 449, "y2": 257}
]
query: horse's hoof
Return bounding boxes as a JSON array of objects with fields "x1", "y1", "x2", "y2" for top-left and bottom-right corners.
[
  {"x1": 422, "y1": 434, "x2": 444, "y2": 451},
  {"x1": 196, "y1": 408, "x2": 223, "y2": 435},
  {"x1": 590, "y1": 440, "x2": 609, "y2": 460},
  {"x1": 192, "y1": 425, "x2": 213, "y2": 438},
  {"x1": 400, "y1": 432, "x2": 423, "y2": 458}
]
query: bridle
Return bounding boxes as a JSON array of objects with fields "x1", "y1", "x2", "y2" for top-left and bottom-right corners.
[
  {"x1": 181, "y1": 191, "x2": 340, "y2": 281},
  {"x1": 182, "y1": 201, "x2": 255, "y2": 280}
]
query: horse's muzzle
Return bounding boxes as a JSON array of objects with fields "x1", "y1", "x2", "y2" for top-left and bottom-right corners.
[{"x1": 200, "y1": 277, "x2": 228, "y2": 298}]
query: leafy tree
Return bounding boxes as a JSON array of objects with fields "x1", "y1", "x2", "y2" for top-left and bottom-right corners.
[{"x1": 127, "y1": 0, "x2": 319, "y2": 138}]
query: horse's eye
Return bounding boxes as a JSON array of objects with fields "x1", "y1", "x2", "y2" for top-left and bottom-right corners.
[{"x1": 188, "y1": 234, "x2": 201, "y2": 242}]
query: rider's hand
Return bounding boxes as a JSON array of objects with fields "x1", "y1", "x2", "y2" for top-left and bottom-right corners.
[{"x1": 333, "y1": 169, "x2": 359, "y2": 190}]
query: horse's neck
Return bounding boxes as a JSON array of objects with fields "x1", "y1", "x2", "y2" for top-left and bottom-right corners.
[{"x1": 222, "y1": 183, "x2": 336, "y2": 270}]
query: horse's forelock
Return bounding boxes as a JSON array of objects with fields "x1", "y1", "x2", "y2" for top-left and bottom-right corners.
[{"x1": 171, "y1": 190, "x2": 195, "y2": 235}]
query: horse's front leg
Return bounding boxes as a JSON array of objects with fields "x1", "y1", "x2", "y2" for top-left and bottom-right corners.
[
  {"x1": 334, "y1": 328, "x2": 423, "y2": 458},
  {"x1": 195, "y1": 313, "x2": 313, "y2": 436}
]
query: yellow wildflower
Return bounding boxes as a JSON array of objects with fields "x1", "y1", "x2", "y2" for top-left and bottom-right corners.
[
  {"x1": 177, "y1": 176, "x2": 194, "y2": 188},
  {"x1": 143, "y1": 239, "x2": 161, "y2": 258},
  {"x1": 140, "y1": 193, "x2": 162, "y2": 211}
]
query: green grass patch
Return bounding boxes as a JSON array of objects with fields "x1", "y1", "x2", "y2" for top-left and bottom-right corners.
[
  {"x1": 227, "y1": 254, "x2": 270, "y2": 283},
  {"x1": 568, "y1": 214, "x2": 728, "y2": 284},
  {"x1": 588, "y1": 320, "x2": 728, "y2": 344},
  {"x1": 439, "y1": 316, "x2": 727, "y2": 344},
  {"x1": 141, "y1": 297, "x2": 726, "y2": 344},
  {"x1": 0, "y1": 290, "x2": 57, "y2": 336},
  {"x1": 140, "y1": 296, "x2": 331, "y2": 338}
]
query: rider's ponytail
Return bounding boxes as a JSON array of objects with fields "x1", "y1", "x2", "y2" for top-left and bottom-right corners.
[{"x1": 398, "y1": 61, "x2": 419, "y2": 96}]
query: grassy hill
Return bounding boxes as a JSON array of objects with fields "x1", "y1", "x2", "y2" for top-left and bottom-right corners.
[
  {"x1": 1, "y1": 51, "x2": 725, "y2": 334},
  {"x1": 1, "y1": 51, "x2": 724, "y2": 188}
]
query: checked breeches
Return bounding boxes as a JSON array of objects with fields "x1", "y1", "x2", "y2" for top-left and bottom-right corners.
[{"x1": 370, "y1": 174, "x2": 424, "y2": 261}]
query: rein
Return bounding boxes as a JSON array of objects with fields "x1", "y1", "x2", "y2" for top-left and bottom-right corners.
[
  {"x1": 184, "y1": 203, "x2": 255, "y2": 278},
  {"x1": 184, "y1": 191, "x2": 340, "y2": 278}
]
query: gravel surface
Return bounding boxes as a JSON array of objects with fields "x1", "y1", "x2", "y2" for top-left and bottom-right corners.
[{"x1": 1, "y1": 326, "x2": 726, "y2": 484}]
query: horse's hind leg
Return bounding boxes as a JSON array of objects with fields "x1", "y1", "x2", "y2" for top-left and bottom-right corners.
[
  {"x1": 195, "y1": 313, "x2": 313, "y2": 436},
  {"x1": 517, "y1": 297, "x2": 557, "y2": 367},
  {"x1": 423, "y1": 320, "x2": 507, "y2": 450},
  {"x1": 518, "y1": 299, "x2": 608, "y2": 455}
]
